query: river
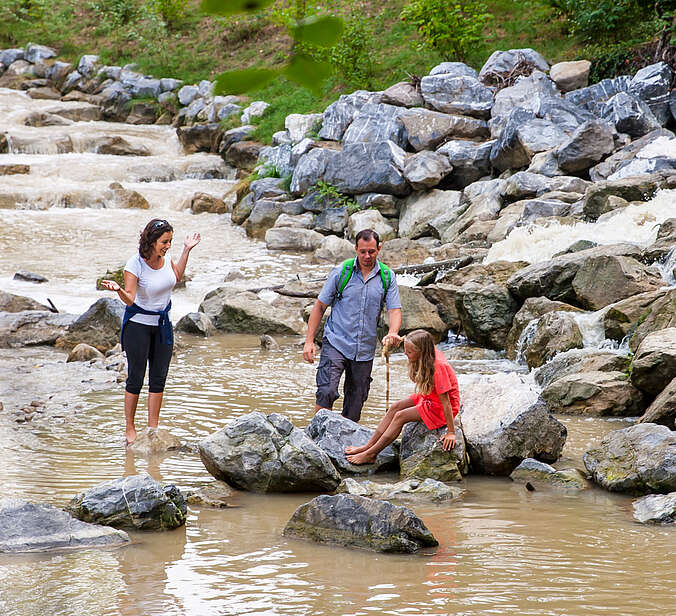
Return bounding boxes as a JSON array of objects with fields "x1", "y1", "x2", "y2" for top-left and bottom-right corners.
[{"x1": 1, "y1": 87, "x2": 675, "y2": 616}]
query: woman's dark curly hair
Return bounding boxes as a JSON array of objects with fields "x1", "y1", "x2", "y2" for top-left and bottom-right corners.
[{"x1": 139, "y1": 219, "x2": 173, "y2": 259}]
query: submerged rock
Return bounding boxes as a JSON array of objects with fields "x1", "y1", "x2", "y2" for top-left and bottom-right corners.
[
  {"x1": 583, "y1": 423, "x2": 676, "y2": 495},
  {"x1": 336, "y1": 477, "x2": 464, "y2": 502},
  {"x1": 199, "y1": 412, "x2": 341, "y2": 492},
  {"x1": 305, "y1": 409, "x2": 398, "y2": 474},
  {"x1": 283, "y1": 493, "x2": 438, "y2": 553},
  {"x1": 67, "y1": 474, "x2": 187, "y2": 531},
  {"x1": 510, "y1": 458, "x2": 589, "y2": 490},
  {"x1": 0, "y1": 499, "x2": 129, "y2": 553},
  {"x1": 128, "y1": 427, "x2": 182, "y2": 455}
]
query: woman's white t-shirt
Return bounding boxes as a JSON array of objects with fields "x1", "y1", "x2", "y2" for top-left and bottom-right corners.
[{"x1": 124, "y1": 253, "x2": 177, "y2": 326}]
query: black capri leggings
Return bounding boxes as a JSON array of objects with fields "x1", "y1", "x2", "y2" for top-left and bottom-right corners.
[{"x1": 122, "y1": 320, "x2": 173, "y2": 395}]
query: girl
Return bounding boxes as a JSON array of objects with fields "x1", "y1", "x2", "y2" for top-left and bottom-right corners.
[
  {"x1": 345, "y1": 329, "x2": 459, "y2": 465},
  {"x1": 101, "y1": 218, "x2": 200, "y2": 446}
]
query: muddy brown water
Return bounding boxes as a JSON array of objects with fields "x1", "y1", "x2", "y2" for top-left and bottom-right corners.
[{"x1": 1, "y1": 87, "x2": 675, "y2": 615}]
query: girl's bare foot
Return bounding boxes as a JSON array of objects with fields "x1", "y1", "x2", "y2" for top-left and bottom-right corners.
[
  {"x1": 346, "y1": 451, "x2": 377, "y2": 465},
  {"x1": 345, "y1": 445, "x2": 368, "y2": 455}
]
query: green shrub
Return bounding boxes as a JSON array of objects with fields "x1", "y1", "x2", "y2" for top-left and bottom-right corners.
[
  {"x1": 400, "y1": 0, "x2": 491, "y2": 61},
  {"x1": 89, "y1": 0, "x2": 138, "y2": 27},
  {"x1": 146, "y1": 0, "x2": 188, "y2": 29},
  {"x1": 314, "y1": 180, "x2": 359, "y2": 211},
  {"x1": 328, "y1": 12, "x2": 377, "y2": 89}
]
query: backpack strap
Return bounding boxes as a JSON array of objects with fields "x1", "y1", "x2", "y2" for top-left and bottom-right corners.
[
  {"x1": 379, "y1": 262, "x2": 392, "y2": 294},
  {"x1": 336, "y1": 258, "x2": 356, "y2": 299}
]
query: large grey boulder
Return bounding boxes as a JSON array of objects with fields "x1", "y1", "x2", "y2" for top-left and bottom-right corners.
[
  {"x1": 245, "y1": 199, "x2": 283, "y2": 239},
  {"x1": 54, "y1": 297, "x2": 124, "y2": 352},
  {"x1": 524, "y1": 311, "x2": 583, "y2": 368},
  {"x1": 542, "y1": 371, "x2": 645, "y2": 416},
  {"x1": 506, "y1": 243, "x2": 642, "y2": 305},
  {"x1": 601, "y1": 91, "x2": 661, "y2": 138},
  {"x1": 285, "y1": 112, "x2": 322, "y2": 143},
  {"x1": 556, "y1": 120, "x2": 615, "y2": 173},
  {"x1": 399, "y1": 418, "x2": 468, "y2": 482},
  {"x1": 336, "y1": 477, "x2": 464, "y2": 503},
  {"x1": 265, "y1": 227, "x2": 324, "y2": 252},
  {"x1": 305, "y1": 409, "x2": 399, "y2": 474},
  {"x1": 199, "y1": 412, "x2": 341, "y2": 492},
  {"x1": 436, "y1": 140, "x2": 493, "y2": 188},
  {"x1": 176, "y1": 311, "x2": 217, "y2": 337},
  {"x1": 0, "y1": 499, "x2": 129, "y2": 553},
  {"x1": 421, "y1": 284, "x2": 463, "y2": 332},
  {"x1": 533, "y1": 348, "x2": 630, "y2": 389},
  {"x1": 389, "y1": 286, "x2": 447, "y2": 341},
  {"x1": 583, "y1": 423, "x2": 676, "y2": 494},
  {"x1": 403, "y1": 150, "x2": 452, "y2": 190},
  {"x1": 400, "y1": 108, "x2": 488, "y2": 151},
  {"x1": 319, "y1": 90, "x2": 380, "y2": 141},
  {"x1": 283, "y1": 493, "x2": 438, "y2": 553},
  {"x1": 455, "y1": 281, "x2": 520, "y2": 350},
  {"x1": 572, "y1": 255, "x2": 663, "y2": 311},
  {"x1": 510, "y1": 458, "x2": 589, "y2": 490},
  {"x1": 479, "y1": 48, "x2": 549, "y2": 83},
  {"x1": 324, "y1": 141, "x2": 410, "y2": 196},
  {"x1": 633, "y1": 492, "x2": 676, "y2": 524},
  {"x1": 24, "y1": 43, "x2": 56, "y2": 64},
  {"x1": 346, "y1": 209, "x2": 396, "y2": 241},
  {"x1": 490, "y1": 71, "x2": 560, "y2": 126},
  {"x1": 565, "y1": 75, "x2": 631, "y2": 116},
  {"x1": 399, "y1": 189, "x2": 463, "y2": 239},
  {"x1": 0, "y1": 290, "x2": 50, "y2": 312},
  {"x1": 626, "y1": 289, "x2": 676, "y2": 352},
  {"x1": 313, "y1": 235, "x2": 355, "y2": 264},
  {"x1": 420, "y1": 74, "x2": 494, "y2": 118},
  {"x1": 505, "y1": 297, "x2": 582, "y2": 360},
  {"x1": 0, "y1": 310, "x2": 75, "y2": 348},
  {"x1": 199, "y1": 289, "x2": 303, "y2": 335},
  {"x1": 631, "y1": 328, "x2": 676, "y2": 395},
  {"x1": 462, "y1": 376, "x2": 567, "y2": 475},
  {"x1": 67, "y1": 474, "x2": 187, "y2": 531},
  {"x1": 342, "y1": 103, "x2": 407, "y2": 147},
  {"x1": 638, "y1": 378, "x2": 676, "y2": 428},
  {"x1": 355, "y1": 192, "x2": 400, "y2": 217},
  {"x1": 603, "y1": 290, "x2": 667, "y2": 343},
  {"x1": 378, "y1": 238, "x2": 433, "y2": 268},
  {"x1": 430, "y1": 62, "x2": 478, "y2": 78},
  {"x1": 629, "y1": 62, "x2": 673, "y2": 126},
  {"x1": 582, "y1": 173, "x2": 670, "y2": 220}
]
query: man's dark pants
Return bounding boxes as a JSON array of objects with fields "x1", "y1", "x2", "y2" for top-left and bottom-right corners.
[{"x1": 316, "y1": 338, "x2": 373, "y2": 422}]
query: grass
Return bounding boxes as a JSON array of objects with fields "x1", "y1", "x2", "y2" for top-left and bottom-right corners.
[{"x1": 0, "y1": 0, "x2": 660, "y2": 143}]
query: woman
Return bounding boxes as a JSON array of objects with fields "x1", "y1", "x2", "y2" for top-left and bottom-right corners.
[{"x1": 101, "y1": 218, "x2": 200, "y2": 446}]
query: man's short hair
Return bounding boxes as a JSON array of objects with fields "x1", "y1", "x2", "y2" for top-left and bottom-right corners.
[{"x1": 354, "y1": 228, "x2": 381, "y2": 246}]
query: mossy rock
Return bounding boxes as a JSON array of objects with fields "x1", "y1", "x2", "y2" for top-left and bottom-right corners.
[{"x1": 96, "y1": 266, "x2": 124, "y2": 291}]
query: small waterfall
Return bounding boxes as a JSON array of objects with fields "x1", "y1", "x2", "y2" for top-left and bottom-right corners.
[
  {"x1": 515, "y1": 318, "x2": 539, "y2": 363},
  {"x1": 571, "y1": 308, "x2": 615, "y2": 349},
  {"x1": 656, "y1": 245, "x2": 676, "y2": 286},
  {"x1": 486, "y1": 189, "x2": 676, "y2": 264}
]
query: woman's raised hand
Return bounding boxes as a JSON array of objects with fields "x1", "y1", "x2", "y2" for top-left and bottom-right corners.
[
  {"x1": 100, "y1": 279, "x2": 121, "y2": 292},
  {"x1": 184, "y1": 232, "x2": 201, "y2": 251}
]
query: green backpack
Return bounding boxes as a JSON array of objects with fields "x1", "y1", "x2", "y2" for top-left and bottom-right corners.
[{"x1": 335, "y1": 258, "x2": 392, "y2": 300}]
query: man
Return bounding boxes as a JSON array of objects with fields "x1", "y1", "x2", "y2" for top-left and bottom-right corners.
[{"x1": 303, "y1": 228, "x2": 402, "y2": 422}]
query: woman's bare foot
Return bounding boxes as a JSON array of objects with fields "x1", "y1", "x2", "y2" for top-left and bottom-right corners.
[
  {"x1": 125, "y1": 427, "x2": 137, "y2": 446},
  {"x1": 344, "y1": 445, "x2": 368, "y2": 455},
  {"x1": 346, "y1": 451, "x2": 377, "y2": 465}
]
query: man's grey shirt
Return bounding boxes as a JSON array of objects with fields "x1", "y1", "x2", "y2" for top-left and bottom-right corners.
[{"x1": 317, "y1": 260, "x2": 401, "y2": 361}]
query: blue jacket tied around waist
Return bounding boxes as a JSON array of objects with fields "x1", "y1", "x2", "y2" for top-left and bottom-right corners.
[{"x1": 120, "y1": 301, "x2": 173, "y2": 349}]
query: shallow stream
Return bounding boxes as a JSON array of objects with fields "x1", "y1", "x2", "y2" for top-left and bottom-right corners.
[{"x1": 1, "y1": 87, "x2": 675, "y2": 616}]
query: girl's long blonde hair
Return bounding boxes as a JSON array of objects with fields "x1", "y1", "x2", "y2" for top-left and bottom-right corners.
[{"x1": 406, "y1": 329, "x2": 436, "y2": 395}]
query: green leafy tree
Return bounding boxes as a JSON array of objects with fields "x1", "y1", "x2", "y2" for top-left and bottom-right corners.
[{"x1": 400, "y1": 0, "x2": 491, "y2": 62}]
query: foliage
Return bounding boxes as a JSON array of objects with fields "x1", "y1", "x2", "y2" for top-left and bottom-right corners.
[
  {"x1": 146, "y1": 0, "x2": 189, "y2": 29},
  {"x1": 253, "y1": 162, "x2": 281, "y2": 179},
  {"x1": 328, "y1": 11, "x2": 377, "y2": 88},
  {"x1": 400, "y1": 0, "x2": 491, "y2": 61},
  {"x1": 313, "y1": 180, "x2": 359, "y2": 211},
  {"x1": 89, "y1": 0, "x2": 138, "y2": 27},
  {"x1": 545, "y1": 0, "x2": 651, "y2": 42}
]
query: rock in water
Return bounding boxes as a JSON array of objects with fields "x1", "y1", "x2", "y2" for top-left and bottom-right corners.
[
  {"x1": 199, "y1": 412, "x2": 341, "y2": 492},
  {"x1": 128, "y1": 427, "x2": 182, "y2": 455},
  {"x1": 399, "y1": 419, "x2": 468, "y2": 482},
  {"x1": 305, "y1": 408, "x2": 398, "y2": 474},
  {"x1": 510, "y1": 458, "x2": 589, "y2": 490},
  {"x1": 0, "y1": 499, "x2": 129, "y2": 553},
  {"x1": 461, "y1": 373, "x2": 567, "y2": 475},
  {"x1": 633, "y1": 492, "x2": 676, "y2": 524},
  {"x1": 336, "y1": 477, "x2": 464, "y2": 503},
  {"x1": 584, "y1": 423, "x2": 676, "y2": 495},
  {"x1": 283, "y1": 493, "x2": 438, "y2": 553},
  {"x1": 67, "y1": 474, "x2": 187, "y2": 530}
]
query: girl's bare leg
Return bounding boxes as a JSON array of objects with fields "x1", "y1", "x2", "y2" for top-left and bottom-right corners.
[
  {"x1": 346, "y1": 406, "x2": 421, "y2": 464},
  {"x1": 124, "y1": 391, "x2": 139, "y2": 445},
  {"x1": 147, "y1": 392, "x2": 163, "y2": 429},
  {"x1": 345, "y1": 397, "x2": 415, "y2": 454}
]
